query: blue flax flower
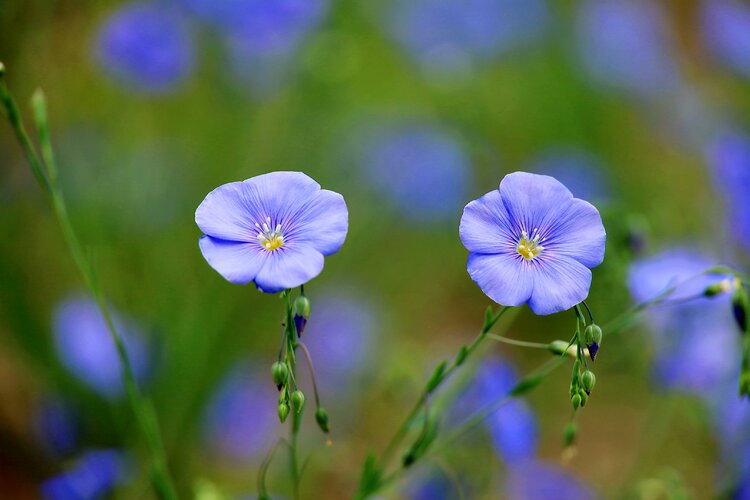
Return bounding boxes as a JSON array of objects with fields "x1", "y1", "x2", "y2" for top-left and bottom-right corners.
[
  {"x1": 707, "y1": 130, "x2": 750, "y2": 251},
  {"x1": 576, "y1": 0, "x2": 679, "y2": 98},
  {"x1": 459, "y1": 172, "x2": 606, "y2": 315},
  {"x1": 53, "y1": 296, "x2": 151, "y2": 400},
  {"x1": 701, "y1": 0, "x2": 750, "y2": 79},
  {"x1": 361, "y1": 124, "x2": 471, "y2": 222},
  {"x1": 628, "y1": 250, "x2": 738, "y2": 396},
  {"x1": 195, "y1": 172, "x2": 348, "y2": 293},
  {"x1": 505, "y1": 460, "x2": 595, "y2": 500},
  {"x1": 202, "y1": 362, "x2": 278, "y2": 462},
  {"x1": 40, "y1": 449, "x2": 130, "y2": 500},
  {"x1": 95, "y1": 2, "x2": 194, "y2": 93}
]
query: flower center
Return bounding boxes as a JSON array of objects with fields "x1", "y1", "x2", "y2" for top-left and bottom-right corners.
[
  {"x1": 517, "y1": 229, "x2": 544, "y2": 261},
  {"x1": 256, "y1": 217, "x2": 285, "y2": 252}
]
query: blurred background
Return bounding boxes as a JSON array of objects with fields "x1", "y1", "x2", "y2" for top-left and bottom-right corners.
[{"x1": 1, "y1": 0, "x2": 750, "y2": 498}]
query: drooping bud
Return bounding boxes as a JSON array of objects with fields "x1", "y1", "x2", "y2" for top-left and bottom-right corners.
[
  {"x1": 563, "y1": 421, "x2": 577, "y2": 447},
  {"x1": 548, "y1": 340, "x2": 576, "y2": 359},
  {"x1": 271, "y1": 361, "x2": 288, "y2": 390},
  {"x1": 581, "y1": 370, "x2": 596, "y2": 394},
  {"x1": 578, "y1": 389, "x2": 588, "y2": 407},
  {"x1": 584, "y1": 324, "x2": 602, "y2": 360},
  {"x1": 278, "y1": 402, "x2": 290, "y2": 423},
  {"x1": 731, "y1": 281, "x2": 749, "y2": 334},
  {"x1": 294, "y1": 295, "x2": 311, "y2": 336},
  {"x1": 740, "y1": 373, "x2": 750, "y2": 399},
  {"x1": 291, "y1": 389, "x2": 305, "y2": 413},
  {"x1": 315, "y1": 407, "x2": 330, "y2": 433},
  {"x1": 571, "y1": 393, "x2": 582, "y2": 410},
  {"x1": 704, "y1": 278, "x2": 733, "y2": 297}
]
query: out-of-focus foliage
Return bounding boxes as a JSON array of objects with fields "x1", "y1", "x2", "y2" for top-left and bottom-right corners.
[{"x1": 2, "y1": 0, "x2": 750, "y2": 498}]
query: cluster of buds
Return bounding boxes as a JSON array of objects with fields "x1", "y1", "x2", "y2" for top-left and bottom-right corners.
[{"x1": 569, "y1": 361, "x2": 596, "y2": 410}]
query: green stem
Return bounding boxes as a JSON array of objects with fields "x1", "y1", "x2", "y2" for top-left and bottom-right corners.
[
  {"x1": 1, "y1": 76, "x2": 177, "y2": 499},
  {"x1": 486, "y1": 333, "x2": 549, "y2": 350},
  {"x1": 285, "y1": 293, "x2": 302, "y2": 500},
  {"x1": 376, "y1": 306, "x2": 511, "y2": 475}
]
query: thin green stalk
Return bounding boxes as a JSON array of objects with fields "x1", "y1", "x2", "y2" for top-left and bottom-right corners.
[
  {"x1": 377, "y1": 306, "x2": 511, "y2": 471},
  {"x1": 285, "y1": 293, "x2": 302, "y2": 500},
  {"x1": 0, "y1": 74, "x2": 177, "y2": 499},
  {"x1": 486, "y1": 333, "x2": 549, "y2": 350}
]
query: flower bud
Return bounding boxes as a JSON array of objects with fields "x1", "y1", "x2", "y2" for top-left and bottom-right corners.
[
  {"x1": 291, "y1": 389, "x2": 305, "y2": 412},
  {"x1": 585, "y1": 324, "x2": 602, "y2": 345},
  {"x1": 271, "y1": 361, "x2": 288, "y2": 390},
  {"x1": 578, "y1": 389, "x2": 588, "y2": 407},
  {"x1": 581, "y1": 370, "x2": 596, "y2": 394},
  {"x1": 732, "y1": 282, "x2": 749, "y2": 334},
  {"x1": 571, "y1": 393, "x2": 582, "y2": 410},
  {"x1": 740, "y1": 372, "x2": 750, "y2": 398},
  {"x1": 294, "y1": 295, "x2": 311, "y2": 336},
  {"x1": 563, "y1": 421, "x2": 577, "y2": 447},
  {"x1": 278, "y1": 402, "x2": 290, "y2": 423},
  {"x1": 315, "y1": 407, "x2": 330, "y2": 433},
  {"x1": 548, "y1": 340, "x2": 576, "y2": 359}
]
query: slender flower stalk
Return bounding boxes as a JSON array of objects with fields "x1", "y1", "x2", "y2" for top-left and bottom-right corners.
[{"x1": 0, "y1": 69, "x2": 177, "y2": 500}]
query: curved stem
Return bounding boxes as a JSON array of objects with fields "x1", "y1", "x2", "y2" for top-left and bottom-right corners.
[
  {"x1": 298, "y1": 342, "x2": 321, "y2": 407},
  {"x1": 486, "y1": 333, "x2": 548, "y2": 350}
]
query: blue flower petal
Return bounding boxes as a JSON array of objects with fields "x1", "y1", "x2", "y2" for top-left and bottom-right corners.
[
  {"x1": 459, "y1": 189, "x2": 516, "y2": 254},
  {"x1": 499, "y1": 172, "x2": 574, "y2": 234},
  {"x1": 528, "y1": 256, "x2": 591, "y2": 315},
  {"x1": 195, "y1": 172, "x2": 322, "y2": 242},
  {"x1": 198, "y1": 236, "x2": 268, "y2": 285},
  {"x1": 253, "y1": 245, "x2": 324, "y2": 293},
  {"x1": 195, "y1": 181, "x2": 260, "y2": 242},
  {"x1": 467, "y1": 253, "x2": 533, "y2": 307},
  {"x1": 288, "y1": 189, "x2": 348, "y2": 256},
  {"x1": 545, "y1": 198, "x2": 606, "y2": 268}
]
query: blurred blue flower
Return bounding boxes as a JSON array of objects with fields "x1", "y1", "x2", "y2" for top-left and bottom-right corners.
[
  {"x1": 95, "y1": 2, "x2": 194, "y2": 93},
  {"x1": 627, "y1": 250, "x2": 726, "y2": 305},
  {"x1": 708, "y1": 386, "x2": 750, "y2": 497},
  {"x1": 702, "y1": 0, "x2": 750, "y2": 78},
  {"x1": 529, "y1": 147, "x2": 611, "y2": 204},
  {"x1": 628, "y1": 251, "x2": 739, "y2": 396},
  {"x1": 707, "y1": 130, "x2": 750, "y2": 251},
  {"x1": 361, "y1": 124, "x2": 471, "y2": 222},
  {"x1": 202, "y1": 361, "x2": 279, "y2": 462},
  {"x1": 460, "y1": 172, "x2": 606, "y2": 315},
  {"x1": 404, "y1": 467, "x2": 464, "y2": 500},
  {"x1": 53, "y1": 296, "x2": 151, "y2": 400},
  {"x1": 181, "y1": 0, "x2": 327, "y2": 95},
  {"x1": 576, "y1": 0, "x2": 680, "y2": 98},
  {"x1": 386, "y1": 0, "x2": 549, "y2": 75},
  {"x1": 33, "y1": 397, "x2": 79, "y2": 458},
  {"x1": 301, "y1": 291, "x2": 377, "y2": 396},
  {"x1": 40, "y1": 449, "x2": 130, "y2": 500},
  {"x1": 196, "y1": 172, "x2": 349, "y2": 293},
  {"x1": 505, "y1": 460, "x2": 594, "y2": 500},
  {"x1": 456, "y1": 358, "x2": 538, "y2": 463}
]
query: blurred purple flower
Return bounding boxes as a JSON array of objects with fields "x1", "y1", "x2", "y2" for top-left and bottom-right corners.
[
  {"x1": 708, "y1": 386, "x2": 750, "y2": 497},
  {"x1": 33, "y1": 397, "x2": 79, "y2": 458},
  {"x1": 95, "y1": 2, "x2": 194, "y2": 93},
  {"x1": 196, "y1": 172, "x2": 348, "y2": 293},
  {"x1": 460, "y1": 172, "x2": 606, "y2": 315},
  {"x1": 576, "y1": 0, "x2": 680, "y2": 98},
  {"x1": 202, "y1": 361, "x2": 279, "y2": 462},
  {"x1": 702, "y1": 0, "x2": 750, "y2": 78},
  {"x1": 40, "y1": 449, "x2": 130, "y2": 500},
  {"x1": 505, "y1": 460, "x2": 595, "y2": 500},
  {"x1": 386, "y1": 0, "x2": 549, "y2": 75},
  {"x1": 404, "y1": 467, "x2": 465, "y2": 500},
  {"x1": 53, "y1": 296, "x2": 151, "y2": 400},
  {"x1": 301, "y1": 291, "x2": 376, "y2": 395},
  {"x1": 628, "y1": 250, "x2": 739, "y2": 396},
  {"x1": 707, "y1": 130, "x2": 750, "y2": 251},
  {"x1": 529, "y1": 147, "x2": 611, "y2": 204},
  {"x1": 361, "y1": 125, "x2": 471, "y2": 222},
  {"x1": 456, "y1": 358, "x2": 538, "y2": 463}
]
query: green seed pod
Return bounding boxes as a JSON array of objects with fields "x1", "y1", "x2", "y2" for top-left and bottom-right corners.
[
  {"x1": 571, "y1": 393, "x2": 582, "y2": 410},
  {"x1": 585, "y1": 324, "x2": 603, "y2": 345},
  {"x1": 295, "y1": 295, "x2": 311, "y2": 319},
  {"x1": 581, "y1": 370, "x2": 596, "y2": 394},
  {"x1": 579, "y1": 389, "x2": 588, "y2": 407},
  {"x1": 291, "y1": 390, "x2": 305, "y2": 412},
  {"x1": 732, "y1": 282, "x2": 749, "y2": 334},
  {"x1": 271, "y1": 361, "x2": 288, "y2": 388},
  {"x1": 563, "y1": 421, "x2": 577, "y2": 447},
  {"x1": 278, "y1": 402, "x2": 290, "y2": 423},
  {"x1": 315, "y1": 407, "x2": 330, "y2": 433}
]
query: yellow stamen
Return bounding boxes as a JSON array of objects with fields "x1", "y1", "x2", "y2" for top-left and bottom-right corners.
[
  {"x1": 517, "y1": 229, "x2": 544, "y2": 261},
  {"x1": 256, "y1": 217, "x2": 285, "y2": 252}
]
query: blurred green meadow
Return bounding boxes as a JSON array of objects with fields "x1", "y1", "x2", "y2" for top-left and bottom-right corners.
[{"x1": 1, "y1": 0, "x2": 749, "y2": 498}]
